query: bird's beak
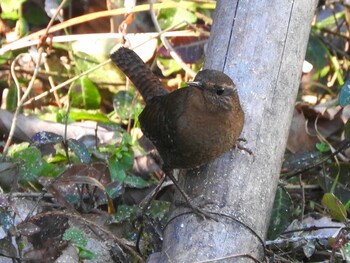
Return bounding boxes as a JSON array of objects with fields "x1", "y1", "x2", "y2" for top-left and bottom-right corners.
[{"x1": 186, "y1": 81, "x2": 203, "y2": 89}]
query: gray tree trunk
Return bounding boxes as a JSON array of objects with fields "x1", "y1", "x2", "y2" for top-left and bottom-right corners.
[{"x1": 158, "y1": 0, "x2": 318, "y2": 262}]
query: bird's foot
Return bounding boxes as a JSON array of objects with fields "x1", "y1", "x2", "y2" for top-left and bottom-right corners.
[
  {"x1": 165, "y1": 169, "x2": 217, "y2": 221},
  {"x1": 174, "y1": 200, "x2": 218, "y2": 221},
  {"x1": 237, "y1": 138, "x2": 247, "y2": 143},
  {"x1": 235, "y1": 138, "x2": 254, "y2": 159}
]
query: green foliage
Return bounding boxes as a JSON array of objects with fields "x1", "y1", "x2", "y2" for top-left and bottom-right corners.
[
  {"x1": 0, "y1": 52, "x2": 12, "y2": 65},
  {"x1": 157, "y1": 57, "x2": 183, "y2": 76},
  {"x1": 105, "y1": 180, "x2": 124, "y2": 199},
  {"x1": 339, "y1": 78, "x2": 350, "y2": 106},
  {"x1": 305, "y1": 35, "x2": 328, "y2": 75},
  {"x1": 28, "y1": 131, "x2": 91, "y2": 164},
  {"x1": 146, "y1": 200, "x2": 170, "y2": 219},
  {"x1": 9, "y1": 144, "x2": 63, "y2": 189},
  {"x1": 158, "y1": 0, "x2": 198, "y2": 30},
  {"x1": 30, "y1": 131, "x2": 64, "y2": 146},
  {"x1": 1, "y1": 10, "x2": 20, "y2": 20},
  {"x1": 315, "y1": 142, "x2": 330, "y2": 153},
  {"x1": 22, "y1": 2, "x2": 49, "y2": 26},
  {"x1": 318, "y1": 162, "x2": 350, "y2": 206},
  {"x1": 123, "y1": 175, "x2": 150, "y2": 188},
  {"x1": 343, "y1": 242, "x2": 350, "y2": 261},
  {"x1": 0, "y1": 210, "x2": 14, "y2": 233},
  {"x1": 108, "y1": 141, "x2": 134, "y2": 182},
  {"x1": 107, "y1": 134, "x2": 151, "y2": 188},
  {"x1": 113, "y1": 204, "x2": 138, "y2": 223},
  {"x1": 66, "y1": 139, "x2": 91, "y2": 163},
  {"x1": 5, "y1": 0, "x2": 350, "y2": 261},
  {"x1": 5, "y1": 85, "x2": 17, "y2": 111},
  {"x1": 113, "y1": 201, "x2": 169, "y2": 223},
  {"x1": 0, "y1": 1, "x2": 217, "y2": 261},
  {"x1": 71, "y1": 43, "x2": 122, "y2": 87},
  {"x1": 70, "y1": 76, "x2": 101, "y2": 109},
  {"x1": 17, "y1": 17, "x2": 29, "y2": 36},
  {"x1": 267, "y1": 187, "x2": 293, "y2": 240},
  {"x1": 113, "y1": 90, "x2": 134, "y2": 121},
  {"x1": 0, "y1": 0, "x2": 25, "y2": 13},
  {"x1": 321, "y1": 193, "x2": 346, "y2": 222},
  {"x1": 63, "y1": 228, "x2": 97, "y2": 260},
  {"x1": 56, "y1": 108, "x2": 111, "y2": 123},
  {"x1": 63, "y1": 228, "x2": 87, "y2": 247}
]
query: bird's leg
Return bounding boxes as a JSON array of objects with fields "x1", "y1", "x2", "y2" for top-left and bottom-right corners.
[
  {"x1": 142, "y1": 150, "x2": 216, "y2": 220},
  {"x1": 139, "y1": 175, "x2": 167, "y2": 214},
  {"x1": 137, "y1": 150, "x2": 170, "y2": 217},
  {"x1": 164, "y1": 168, "x2": 217, "y2": 221}
]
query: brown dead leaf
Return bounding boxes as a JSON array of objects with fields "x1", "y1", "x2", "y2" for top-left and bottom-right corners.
[
  {"x1": 21, "y1": 213, "x2": 69, "y2": 262},
  {"x1": 287, "y1": 103, "x2": 344, "y2": 153},
  {"x1": 41, "y1": 163, "x2": 113, "y2": 213},
  {"x1": 287, "y1": 107, "x2": 318, "y2": 153}
]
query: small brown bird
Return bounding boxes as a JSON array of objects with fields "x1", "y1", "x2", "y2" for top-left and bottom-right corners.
[
  {"x1": 111, "y1": 47, "x2": 245, "y2": 218},
  {"x1": 111, "y1": 47, "x2": 244, "y2": 168}
]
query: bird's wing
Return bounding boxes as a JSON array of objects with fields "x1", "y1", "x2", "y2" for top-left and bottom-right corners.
[{"x1": 139, "y1": 89, "x2": 188, "y2": 154}]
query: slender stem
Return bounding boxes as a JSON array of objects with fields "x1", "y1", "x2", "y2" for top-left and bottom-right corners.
[{"x1": 1, "y1": 49, "x2": 44, "y2": 160}]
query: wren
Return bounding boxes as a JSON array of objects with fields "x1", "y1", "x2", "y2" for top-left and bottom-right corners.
[
  {"x1": 110, "y1": 47, "x2": 245, "y2": 218},
  {"x1": 111, "y1": 47, "x2": 244, "y2": 169}
]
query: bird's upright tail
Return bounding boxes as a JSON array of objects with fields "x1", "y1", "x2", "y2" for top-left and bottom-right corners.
[{"x1": 110, "y1": 47, "x2": 168, "y2": 104}]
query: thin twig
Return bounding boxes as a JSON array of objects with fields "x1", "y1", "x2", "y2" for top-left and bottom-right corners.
[
  {"x1": 1, "y1": 49, "x2": 44, "y2": 160},
  {"x1": 281, "y1": 139, "x2": 350, "y2": 180},
  {"x1": 1, "y1": 0, "x2": 71, "y2": 160},
  {"x1": 0, "y1": 2, "x2": 215, "y2": 55},
  {"x1": 149, "y1": 0, "x2": 196, "y2": 78},
  {"x1": 23, "y1": 25, "x2": 205, "y2": 106},
  {"x1": 23, "y1": 59, "x2": 111, "y2": 106},
  {"x1": 0, "y1": 32, "x2": 200, "y2": 53},
  {"x1": 298, "y1": 175, "x2": 305, "y2": 222},
  {"x1": 265, "y1": 233, "x2": 349, "y2": 246}
]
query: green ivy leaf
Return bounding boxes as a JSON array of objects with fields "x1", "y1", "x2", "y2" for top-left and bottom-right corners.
[
  {"x1": 123, "y1": 175, "x2": 150, "y2": 189},
  {"x1": 63, "y1": 228, "x2": 87, "y2": 248},
  {"x1": 67, "y1": 139, "x2": 91, "y2": 164},
  {"x1": 108, "y1": 159, "x2": 127, "y2": 182},
  {"x1": 113, "y1": 205, "x2": 138, "y2": 223},
  {"x1": 30, "y1": 131, "x2": 63, "y2": 147},
  {"x1": 105, "y1": 181, "x2": 124, "y2": 199},
  {"x1": 339, "y1": 78, "x2": 350, "y2": 106},
  {"x1": 146, "y1": 200, "x2": 170, "y2": 219},
  {"x1": 12, "y1": 146, "x2": 63, "y2": 188},
  {"x1": 267, "y1": 187, "x2": 293, "y2": 240}
]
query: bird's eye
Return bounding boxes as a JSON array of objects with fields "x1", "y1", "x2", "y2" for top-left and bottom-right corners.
[{"x1": 216, "y1": 87, "x2": 225, "y2": 95}]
